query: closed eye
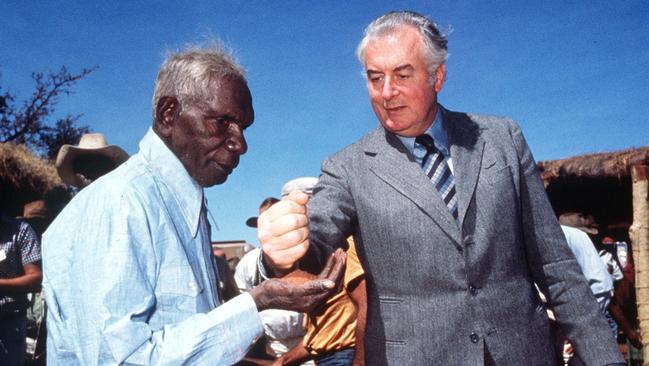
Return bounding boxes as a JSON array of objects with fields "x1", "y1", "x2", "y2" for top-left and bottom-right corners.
[
  {"x1": 205, "y1": 116, "x2": 234, "y2": 134},
  {"x1": 367, "y1": 72, "x2": 384, "y2": 83}
]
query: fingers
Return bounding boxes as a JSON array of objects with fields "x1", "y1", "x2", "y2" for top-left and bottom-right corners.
[
  {"x1": 264, "y1": 214, "x2": 309, "y2": 242},
  {"x1": 258, "y1": 192, "x2": 311, "y2": 271},
  {"x1": 254, "y1": 249, "x2": 346, "y2": 313},
  {"x1": 299, "y1": 279, "x2": 337, "y2": 296},
  {"x1": 283, "y1": 190, "x2": 309, "y2": 205},
  {"x1": 265, "y1": 241, "x2": 310, "y2": 270},
  {"x1": 316, "y1": 248, "x2": 344, "y2": 279},
  {"x1": 280, "y1": 279, "x2": 336, "y2": 314},
  {"x1": 316, "y1": 249, "x2": 337, "y2": 279},
  {"x1": 258, "y1": 196, "x2": 307, "y2": 227},
  {"x1": 323, "y1": 249, "x2": 346, "y2": 283}
]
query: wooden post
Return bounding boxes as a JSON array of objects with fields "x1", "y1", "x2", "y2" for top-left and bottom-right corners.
[{"x1": 631, "y1": 164, "x2": 649, "y2": 365}]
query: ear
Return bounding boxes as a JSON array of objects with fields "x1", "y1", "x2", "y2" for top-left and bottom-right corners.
[
  {"x1": 433, "y1": 64, "x2": 446, "y2": 93},
  {"x1": 154, "y1": 96, "x2": 180, "y2": 138}
]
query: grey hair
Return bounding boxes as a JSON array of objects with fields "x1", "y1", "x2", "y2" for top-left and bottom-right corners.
[
  {"x1": 356, "y1": 11, "x2": 448, "y2": 85},
  {"x1": 152, "y1": 42, "x2": 246, "y2": 121}
]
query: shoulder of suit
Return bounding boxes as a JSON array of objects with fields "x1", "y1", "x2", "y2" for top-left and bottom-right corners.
[
  {"x1": 326, "y1": 125, "x2": 384, "y2": 161},
  {"x1": 442, "y1": 108, "x2": 523, "y2": 143},
  {"x1": 324, "y1": 109, "x2": 522, "y2": 162},
  {"x1": 446, "y1": 109, "x2": 518, "y2": 129}
]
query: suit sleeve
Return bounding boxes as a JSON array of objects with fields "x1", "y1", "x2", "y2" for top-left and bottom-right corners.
[
  {"x1": 304, "y1": 155, "x2": 358, "y2": 272},
  {"x1": 510, "y1": 123, "x2": 623, "y2": 365}
]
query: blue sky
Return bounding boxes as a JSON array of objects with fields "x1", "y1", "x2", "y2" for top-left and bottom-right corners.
[{"x1": 2, "y1": 1, "x2": 647, "y2": 245}]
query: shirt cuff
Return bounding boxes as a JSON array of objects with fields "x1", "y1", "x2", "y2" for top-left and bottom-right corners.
[{"x1": 257, "y1": 249, "x2": 271, "y2": 281}]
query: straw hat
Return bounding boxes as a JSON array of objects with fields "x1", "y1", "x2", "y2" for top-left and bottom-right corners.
[{"x1": 55, "y1": 133, "x2": 129, "y2": 186}]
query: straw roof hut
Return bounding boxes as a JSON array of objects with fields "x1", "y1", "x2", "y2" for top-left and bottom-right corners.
[
  {"x1": 537, "y1": 146, "x2": 649, "y2": 235},
  {"x1": 0, "y1": 142, "x2": 66, "y2": 216}
]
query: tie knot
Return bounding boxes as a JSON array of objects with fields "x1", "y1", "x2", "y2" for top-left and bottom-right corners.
[{"x1": 415, "y1": 134, "x2": 436, "y2": 152}]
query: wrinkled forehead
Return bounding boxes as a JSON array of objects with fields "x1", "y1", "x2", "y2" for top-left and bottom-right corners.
[
  {"x1": 364, "y1": 27, "x2": 426, "y2": 68},
  {"x1": 366, "y1": 26, "x2": 424, "y2": 55},
  {"x1": 197, "y1": 77, "x2": 254, "y2": 123},
  {"x1": 194, "y1": 76, "x2": 253, "y2": 109}
]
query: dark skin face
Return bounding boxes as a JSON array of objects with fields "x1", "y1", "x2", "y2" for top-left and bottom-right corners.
[
  {"x1": 154, "y1": 76, "x2": 254, "y2": 187},
  {"x1": 152, "y1": 75, "x2": 344, "y2": 314}
]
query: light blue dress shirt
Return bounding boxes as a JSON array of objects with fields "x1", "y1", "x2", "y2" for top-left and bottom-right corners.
[
  {"x1": 42, "y1": 128, "x2": 263, "y2": 365},
  {"x1": 396, "y1": 105, "x2": 453, "y2": 173}
]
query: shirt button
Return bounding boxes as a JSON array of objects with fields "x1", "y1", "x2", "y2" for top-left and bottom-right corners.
[
  {"x1": 470, "y1": 332, "x2": 480, "y2": 343},
  {"x1": 469, "y1": 285, "x2": 478, "y2": 296},
  {"x1": 188, "y1": 282, "x2": 197, "y2": 291}
]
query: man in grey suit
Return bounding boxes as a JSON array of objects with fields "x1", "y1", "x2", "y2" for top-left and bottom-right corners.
[{"x1": 258, "y1": 11, "x2": 624, "y2": 365}]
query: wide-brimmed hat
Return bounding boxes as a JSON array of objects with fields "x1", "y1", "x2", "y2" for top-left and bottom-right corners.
[
  {"x1": 559, "y1": 212, "x2": 599, "y2": 235},
  {"x1": 56, "y1": 133, "x2": 129, "y2": 186},
  {"x1": 246, "y1": 196, "x2": 280, "y2": 228}
]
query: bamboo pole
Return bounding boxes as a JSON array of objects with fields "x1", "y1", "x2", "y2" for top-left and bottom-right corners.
[{"x1": 631, "y1": 165, "x2": 649, "y2": 365}]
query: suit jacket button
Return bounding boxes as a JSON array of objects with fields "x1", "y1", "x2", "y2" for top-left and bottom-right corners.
[
  {"x1": 470, "y1": 332, "x2": 479, "y2": 343},
  {"x1": 469, "y1": 285, "x2": 478, "y2": 296}
]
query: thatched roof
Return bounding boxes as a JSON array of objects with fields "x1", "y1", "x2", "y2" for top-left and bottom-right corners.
[
  {"x1": 0, "y1": 142, "x2": 65, "y2": 215},
  {"x1": 538, "y1": 146, "x2": 649, "y2": 184},
  {"x1": 538, "y1": 145, "x2": 649, "y2": 235}
]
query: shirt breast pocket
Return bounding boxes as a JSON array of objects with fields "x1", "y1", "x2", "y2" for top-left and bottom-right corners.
[{"x1": 156, "y1": 266, "x2": 204, "y2": 313}]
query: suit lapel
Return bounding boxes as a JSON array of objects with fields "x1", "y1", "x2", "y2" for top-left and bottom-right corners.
[
  {"x1": 444, "y1": 108, "x2": 485, "y2": 227},
  {"x1": 363, "y1": 128, "x2": 462, "y2": 247}
]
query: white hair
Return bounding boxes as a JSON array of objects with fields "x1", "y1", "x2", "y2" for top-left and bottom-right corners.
[
  {"x1": 356, "y1": 11, "x2": 448, "y2": 85},
  {"x1": 152, "y1": 42, "x2": 246, "y2": 121}
]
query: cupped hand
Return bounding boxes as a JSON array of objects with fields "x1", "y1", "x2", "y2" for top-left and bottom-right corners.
[{"x1": 250, "y1": 248, "x2": 346, "y2": 313}]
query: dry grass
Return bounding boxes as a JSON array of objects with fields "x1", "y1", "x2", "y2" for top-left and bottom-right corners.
[{"x1": 0, "y1": 143, "x2": 65, "y2": 214}]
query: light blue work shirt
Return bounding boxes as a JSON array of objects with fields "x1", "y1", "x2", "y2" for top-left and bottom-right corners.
[{"x1": 42, "y1": 128, "x2": 263, "y2": 365}]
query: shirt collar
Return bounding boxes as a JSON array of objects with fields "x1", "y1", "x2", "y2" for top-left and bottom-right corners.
[
  {"x1": 138, "y1": 128, "x2": 204, "y2": 237},
  {"x1": 396, "y1": 105, "x2": 450, "y2": 157}
]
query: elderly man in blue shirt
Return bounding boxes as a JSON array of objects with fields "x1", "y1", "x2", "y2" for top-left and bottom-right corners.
[{"x1": 41, "y1": 46, "x2": 344, "y2": 365}]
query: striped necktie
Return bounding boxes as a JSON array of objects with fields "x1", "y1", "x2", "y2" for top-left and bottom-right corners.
[{"x1": 415, "y1": 133, "x2": 459, "y2": 222}]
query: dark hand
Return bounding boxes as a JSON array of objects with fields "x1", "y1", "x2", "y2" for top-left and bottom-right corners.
[{"x1": 250, "y1": 249, "x2": 346, "y2": 313}]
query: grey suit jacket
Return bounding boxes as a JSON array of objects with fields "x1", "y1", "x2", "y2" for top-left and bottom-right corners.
[{"x1": 306, "y1": 107, "x2": 623, "y2": 365}]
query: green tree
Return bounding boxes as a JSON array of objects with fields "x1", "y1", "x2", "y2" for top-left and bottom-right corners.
[{"x1": 0, "y1": 66, "x2": 97, "y2": 160}]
